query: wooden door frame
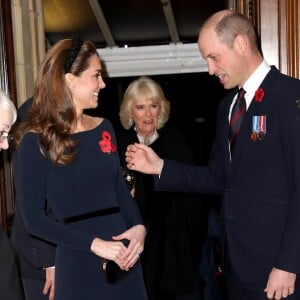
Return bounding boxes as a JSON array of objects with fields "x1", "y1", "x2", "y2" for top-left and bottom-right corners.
[{"x1": 235, "y1": 0, "x2": 300, "y2": 78}]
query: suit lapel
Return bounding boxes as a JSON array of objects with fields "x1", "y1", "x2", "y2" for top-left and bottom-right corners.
[{"x1": 228, "y1": 69, "x2": 275, "y2": 173}]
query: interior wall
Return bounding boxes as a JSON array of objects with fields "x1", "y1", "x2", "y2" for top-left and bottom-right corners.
[
  {"x1": 239, "y1": 0, "x2": 300, "y2": 79},
  {"x1": 11, "y1": 0, "x2": 45, "y2": 106}
]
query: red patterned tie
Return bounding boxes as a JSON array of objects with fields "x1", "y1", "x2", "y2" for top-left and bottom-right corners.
[{"x1": 229, "y1": 88, "x2": 246, "y2": 152}]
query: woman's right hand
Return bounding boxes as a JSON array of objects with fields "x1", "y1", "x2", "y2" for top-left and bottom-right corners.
[{"x1": 90, "y1": 238, "x2": 128, "y2": 269}]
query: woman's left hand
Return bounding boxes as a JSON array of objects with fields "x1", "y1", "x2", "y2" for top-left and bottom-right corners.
[{"x1": 112, "y1": 224, "x2": 146, "y2": 270}]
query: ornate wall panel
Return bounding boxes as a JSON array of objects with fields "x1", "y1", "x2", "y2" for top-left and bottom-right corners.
[{"x1": 237, "y1": 0, "x2": 300, "y2": 78}]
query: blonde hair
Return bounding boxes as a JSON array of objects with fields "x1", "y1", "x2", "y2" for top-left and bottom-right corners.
[{"x1": 119, "y1": 76, "x2": 170, "y2": 129}]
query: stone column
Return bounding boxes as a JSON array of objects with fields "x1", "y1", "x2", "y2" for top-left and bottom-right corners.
[{"x1": 11, "y1": 0, "x2": 45, "y2": 106}]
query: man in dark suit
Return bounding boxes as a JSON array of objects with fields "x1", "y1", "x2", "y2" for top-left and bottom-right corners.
[
  {"x1": 0, "y1": 228, "x2": 24, "y2": 299},
  {"x1": 10, "y1": 97, "x2": 56, "y2": 300},
  {"x1": 125, "y1": 9, "x2": 300, "y2": 300},
  {"x1": 0, "y1": 89, "x2": 24, "y2": 299}
]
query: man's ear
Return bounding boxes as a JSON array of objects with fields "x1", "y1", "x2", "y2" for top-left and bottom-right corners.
[{"x1": 234, "y1": 34, "x2": 248, "y2": 54}]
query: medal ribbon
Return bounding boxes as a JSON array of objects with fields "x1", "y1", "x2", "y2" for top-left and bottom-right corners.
[
  {"x1": 259, "y1": 115, "x2": 266, "y2": 133},
  {"x1": 252, "y1": 116, "x2": 259, "y2": 133}
]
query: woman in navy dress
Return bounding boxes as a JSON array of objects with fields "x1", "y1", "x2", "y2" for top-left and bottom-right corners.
[{"x1": 14, "y1": 38, "x2": 147, "y2": 300}]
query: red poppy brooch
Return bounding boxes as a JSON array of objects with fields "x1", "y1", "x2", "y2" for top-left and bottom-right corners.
[
  {"x1": 255, "y1": 88, "x2": 264, "y2": 102},
  {"x1": 99, "y1": 131, "x2": 117, "y2": 154}
]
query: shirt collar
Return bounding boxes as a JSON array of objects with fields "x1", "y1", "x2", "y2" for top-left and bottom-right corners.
[
  {"x1": 135, "y1": 128, "x2": 159, "y2": 145},
  {"x1": 243, "y1": 60, "x2": 271, "y2": 97}
]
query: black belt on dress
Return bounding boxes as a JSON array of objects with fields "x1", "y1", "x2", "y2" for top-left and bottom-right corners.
[{"x1": 58, "y1": 207, "x2": 120, "y2": 225}]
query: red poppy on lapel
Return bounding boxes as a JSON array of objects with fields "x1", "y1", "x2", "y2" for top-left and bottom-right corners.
[
  {"x1": 99, "y1": 131, "x2": 117, "y2": 154},
  {"x1": 255, "y1": 88, "x2": 264, "y2": 102}
]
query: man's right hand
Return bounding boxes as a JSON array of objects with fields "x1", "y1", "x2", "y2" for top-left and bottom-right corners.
[{"x1": 125, "y1": 143, "x2": 164, "y2": 175}]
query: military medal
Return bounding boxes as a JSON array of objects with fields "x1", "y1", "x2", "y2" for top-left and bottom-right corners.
[
  {"x1": 250, "y1": 132, "x2": 257, "y2": 141},
  {"x1": 251, "y1": 115, "x2": 266, "y2": 141},
  {"x1": 258, "y1": 131, "x2": 265, "y2": 140},
  {"x1": 258, "y1": 115, "x2": 266, "y2": 140},
  {"x1": 251, "y1": 116, "x2": 259, "y2": 140}
]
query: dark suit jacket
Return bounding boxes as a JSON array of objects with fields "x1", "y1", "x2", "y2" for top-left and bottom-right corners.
[
  {"x1": 11, "y1": 97, "x2": 56, "y2": 280},
  {"x1": 155, "y1": 66, "x2": 300, "y2": 282},
  {"x1": 0, "y1": 227, "x2": 24, "y2": 299},
  {"x1": 10, "y1": 198, "x2": 56, "y2": 280}
]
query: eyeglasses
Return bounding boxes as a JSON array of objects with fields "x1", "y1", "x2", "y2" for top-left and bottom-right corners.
[{"x1": 0, "y1": 131, "x2": 14, "y2": 143}]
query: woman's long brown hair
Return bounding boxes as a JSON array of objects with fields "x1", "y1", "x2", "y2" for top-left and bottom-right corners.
[{"x1": 14, "y1": 39, "x2": 99, "y2": 165}]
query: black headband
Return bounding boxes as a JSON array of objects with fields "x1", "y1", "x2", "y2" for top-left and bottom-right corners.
[{"x1": 63, "y1": 37, "x2": 83, "y2": 73}]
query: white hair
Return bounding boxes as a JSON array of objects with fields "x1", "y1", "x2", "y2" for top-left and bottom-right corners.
[{"x1": 0, "y1": 90, "x2": 17, "y2": 125}]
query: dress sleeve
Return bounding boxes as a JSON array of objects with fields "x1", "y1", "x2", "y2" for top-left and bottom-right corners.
[
  {"x1": 107, "y1": 123, "x2": 144, "y2": 228},
  {"x1": 15, "y1": 133, "x2": 95, "y2": 253},
  {"x1": 116, "y1": 166, "x2": 144, "y2": 227}
]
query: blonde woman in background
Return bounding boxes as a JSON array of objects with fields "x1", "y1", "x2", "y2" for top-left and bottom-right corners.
[{"x1": 118, "y1": 76, "x2": 209, "y2": 299}]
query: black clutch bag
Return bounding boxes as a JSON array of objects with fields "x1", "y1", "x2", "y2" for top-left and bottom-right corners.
[{"x1": 101, "y1": 239, "x2": 130, "y2": 284}]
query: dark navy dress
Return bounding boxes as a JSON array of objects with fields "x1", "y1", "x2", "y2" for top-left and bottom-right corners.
[{"x1": 15, "y1": 119, "x2": 147, "y2": 299}]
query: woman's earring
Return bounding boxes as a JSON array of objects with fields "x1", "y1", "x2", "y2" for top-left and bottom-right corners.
[{"x1": 129, "y1": 118, "x2": 134, "y2": 127}]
